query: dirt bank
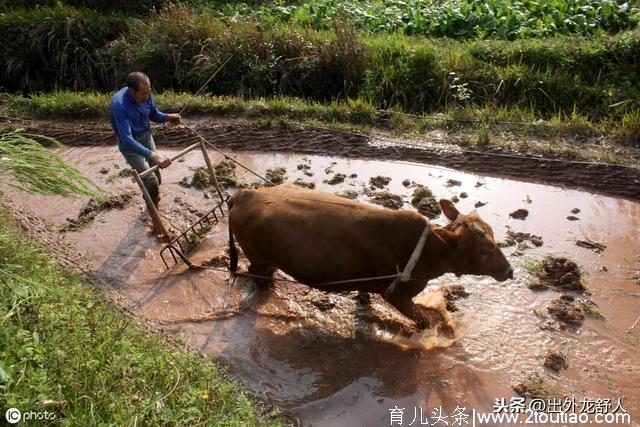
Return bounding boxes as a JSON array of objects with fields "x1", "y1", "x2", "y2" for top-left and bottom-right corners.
[{"x1": 9, "y1": 117, "x2": 640, "y2": 200}]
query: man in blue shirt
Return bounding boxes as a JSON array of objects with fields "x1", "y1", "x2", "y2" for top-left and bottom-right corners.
[{"x1": 110, "y1": 71, "x2": 181, "y2": 208}]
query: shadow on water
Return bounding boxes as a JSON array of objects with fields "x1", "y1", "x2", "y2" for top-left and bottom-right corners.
[
  {"x1": 188, "y1": 280, "x2": 490, "y2": 426},
  {"x1": 95, "y1": 211, "x2": 156, "y2": 287}
]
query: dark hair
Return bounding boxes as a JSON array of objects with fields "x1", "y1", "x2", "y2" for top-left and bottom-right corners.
[{"x1": 126, "y1": 71, "x2": 150, "y2": 91}]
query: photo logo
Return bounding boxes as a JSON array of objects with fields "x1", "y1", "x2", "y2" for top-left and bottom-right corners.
[{"x1": 5, "y1": 407, "x2": 21, "y2": 424}]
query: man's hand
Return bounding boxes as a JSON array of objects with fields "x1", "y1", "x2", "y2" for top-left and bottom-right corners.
[
  {"x1": 165, "y1": 113, "x2": 182, "y2": 124},
  {"x1": 149, "y1": 151, "x2": 172, "y2": 168}
]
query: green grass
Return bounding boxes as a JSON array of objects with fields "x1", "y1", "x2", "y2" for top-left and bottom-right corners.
[
  {"x1": 0, "y1": 129, "x2": 100, "y2": 197},
  {"x1": 0, "y1": 209, "x2": 285, "y2": 426},
  {"x1": 6, "y1": 90, "x2": 640, "y2": 166},
  {"x1": 1, "y1": 5, "x2": 639, "y2": 123},
  {"x1": 4, "y1": 90, "x2": 622, "y2": 135},
  {"x1": 576, "y1": 298, "x2": 606, "y2": 319}
]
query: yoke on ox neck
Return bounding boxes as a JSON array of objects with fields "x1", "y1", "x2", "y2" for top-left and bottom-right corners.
[{"x1": 384, "y1": 218, "x2": 432, "y2": 299}]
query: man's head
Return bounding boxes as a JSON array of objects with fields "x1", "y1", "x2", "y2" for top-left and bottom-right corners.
[{"x1": 126, "y1": 71, "x2": 152, "y2": 104}]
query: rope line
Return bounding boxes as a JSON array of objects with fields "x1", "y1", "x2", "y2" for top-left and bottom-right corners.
[
  {"x1": 195, "y1": 264, "x2": 427, "y2": 286},
  {"x1": 181, "y1": 121, "x2": 274, "y2": 185}
]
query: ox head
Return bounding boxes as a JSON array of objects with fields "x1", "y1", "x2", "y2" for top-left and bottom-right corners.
[{"x1": 437, "y1": 199, "x2": 513, "y2": 282}]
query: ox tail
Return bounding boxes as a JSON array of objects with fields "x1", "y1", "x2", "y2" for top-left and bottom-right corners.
[{"x1": 228, "y1": 225, "x2": 238, "y2": 273}]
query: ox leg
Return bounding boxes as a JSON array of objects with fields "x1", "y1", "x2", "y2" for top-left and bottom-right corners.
[
  {"x1": 248, "y1": 263, "x2": 276, "y2": 288},
  {"x1": 383, "y1": 282, "x2": 429, "y2": 330}
]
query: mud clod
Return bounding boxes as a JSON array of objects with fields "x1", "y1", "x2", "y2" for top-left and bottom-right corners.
[
  {"x1": 566, "y1": 215, "x2": 580, "y2": 221},
  {"x1": 266, "y1": 167, "x2": 287, "y2": 185},
  {"x1": 297, "y1": 163, "x2": 314, "y2": 177},
  {"x1": 402, "y1": 179, "x2": 411, "y2": 187},
  {"x1": 294, "y1": 179, "x2": 315, "y2": 189},
  {"x1": 324, "y1": 162, "x2": 337, "y2": 175},
  {"x1": 178, "y1": 177, "x2": 191, "y2": 188},
  {"x1": 474, "y1": 201, "x2": 486, "y2": 208},
  {"x1": 65, "y1": 192, "x2": 136, "y2": 231},
  {"x1": 349, "y1": 173, "x2": 358, "y2": 179},
  {"x1": 369, "y1": 192, "x2": 404, "y2": 210},
  {"x1": 411, "y1": 186, "x2": 440, "y2": 219},
  {"x1": 106, "y1": 168, "x2": 133, "y2": 183},
  {"x1": 571, "y1": 208, "x2": 581, "y2": 214},
  {"x1": 530, "y1": 256, "x2": 585, "y2": 292},
  {"x1": 370, "y1": 176, "x2": 392, "y2": 189},
  {"x1": 509, "y1": 209, "x2": 529, "y2": 220},
  {"x1": 499, "y1": 229, "x2": 543, "y2": 248},
  {"x1": 459, "y1": 192, "x2": 468, "y2": 198},
  {"x1": 544, "y1": 351, "x2": 568, "y2": 372},
  {"x1": 451, "y1": 195, "x2": 460, "y2": 203},
  {"x1": 446, "y1": 179, "x2": 462, "y2": 187},
  {"x1": 99, "y1": 167, "x2": 110, "y2": 174},
  {"x1": 513, "y1": 373, "x2": 557, "y2": 399},
  {"x1": 324, "y1": 173, "x2": 346, "y2": 185},
  {"x1": 335, "y1": 190, "x2": 359, "y2": 200},
  {"x1": 312, "y1": 297, "x2": 336, "y2": 311},
  {"x1": 547, "y1": 294, "x2": 584, "y2": 327},
  {"x1": 440, "y1": 284, "x2": 469, "y2": 312}
]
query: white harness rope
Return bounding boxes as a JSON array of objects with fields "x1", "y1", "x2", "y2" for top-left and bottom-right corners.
[{"x1": 384, "y1": 219, "x2": 431, "y2": 300}]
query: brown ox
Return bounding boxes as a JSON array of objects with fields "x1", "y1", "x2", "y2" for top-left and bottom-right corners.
[{"x1": 228, "y1": 183, "x2": 513, "y2": 328}]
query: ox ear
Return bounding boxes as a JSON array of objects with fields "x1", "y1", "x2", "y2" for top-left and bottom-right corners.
[{"x1": 439, "y1": 199, "x2": 460, "y2": 222}]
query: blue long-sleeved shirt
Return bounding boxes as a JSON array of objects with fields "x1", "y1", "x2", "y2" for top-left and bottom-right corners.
[{"x1": 109, "y1": 87, "x2": 166, "y2": 158}]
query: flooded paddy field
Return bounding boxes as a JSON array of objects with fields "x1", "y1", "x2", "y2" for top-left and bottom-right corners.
[{"x1": 5, "y1": 137, "x2": 640, "y2": 427}]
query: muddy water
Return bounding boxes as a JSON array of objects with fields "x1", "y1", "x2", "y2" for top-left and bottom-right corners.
[{"x1": 9, "y1": 145, "x2": 640, "y2": 427}]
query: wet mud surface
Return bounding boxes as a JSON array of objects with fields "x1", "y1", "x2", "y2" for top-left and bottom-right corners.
[
  {"x1": 11, "y1": 117, "x2": 640, "y2": 200},
  {"x1": 3, "y1": 130, "x2": 640, "y2": 426}
]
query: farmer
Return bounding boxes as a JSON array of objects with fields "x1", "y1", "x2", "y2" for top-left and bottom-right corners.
[{"x1": 110, "y1": 71, "x2": 181, "y2": 208}]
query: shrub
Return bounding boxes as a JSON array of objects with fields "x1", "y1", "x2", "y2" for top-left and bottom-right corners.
[{"x1": 0, "y1": 6, "x2": 129, "y2": 92}]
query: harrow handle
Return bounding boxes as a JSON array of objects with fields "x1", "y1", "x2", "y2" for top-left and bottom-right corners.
[{"x1": 139, "y1": 142, "x2": 201, "y2": 178}]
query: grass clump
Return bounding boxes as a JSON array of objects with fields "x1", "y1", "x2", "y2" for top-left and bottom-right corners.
[
  {"x1": 265, "y1": 167, "x2": 287, "y2": 185},
  {"x1": 527, "y1": 256, "x2": 585, "y2": 292},
  {"x1": 618, "y1": 110, "x2": 640, "y2": 147},
  {"x1": 411, "y1": 186, "x2": 440, "y2": 219},
  {"x1": 213, "y1": 160, "x2": 239, "y2": 188},
  {"x1": 368, "y1": 191, "x2": 404, "y2": 210},
  {"x1": 191, "y1": 166, "x2": 212, "y2": 190},
  {"x1": 293, "y1": 179, "x2": 315, "y2": 189},
  {"x1": 65, "y1": 191, "x2": 136, "y2": 231},
  {"x1": 0, "y1": 209, "x2": 284, "y2": 425},
  {"x1": 576, "y1": 298, "x2": 606, "y2": 319},
  {"x1": 324, "y1": 173, "x2": 346, "y2": 185},
  {"x1": 513, "y1": 373, "x2": 558, "y2": 399},
  {"x1": 0, "y1": 129, "x2": 99, "y2": 197},
  {"x1": 335, "y1": 190, "x2": 359, "y2": 200}
]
